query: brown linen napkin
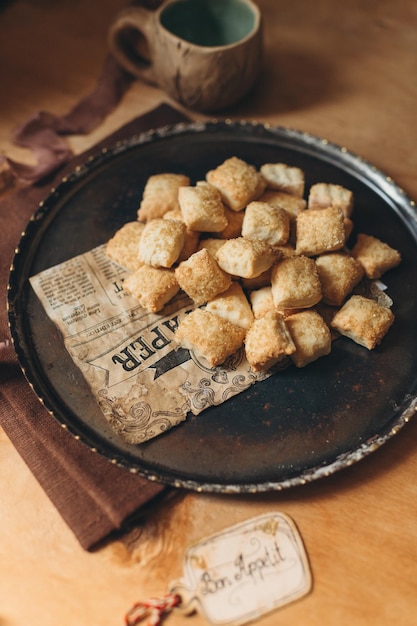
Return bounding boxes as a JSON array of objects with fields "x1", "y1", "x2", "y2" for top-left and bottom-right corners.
[
  {"x1": 0, "y1": 103, "x2": 189, "y2": 550},
  {"x1": 3, "y1": 54, "x2": 134, "y2": 184}
]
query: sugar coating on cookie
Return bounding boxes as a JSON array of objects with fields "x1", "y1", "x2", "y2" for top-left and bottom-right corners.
[
  {"x1": 271, "y1": 255, "x2": 322, "y2": 310},
  {"x1": 175, "y1": 248, "x2": 231, "y2": 305},
  {"x1": 174, "y1": 308, "x2": 246, "y2": 368},
  {"x1": 178, "y1": 181, "x2": 228, "y2": 232},
  {"x1": 137, "y1": 173, "x2": 190, "y2": 222},
  {"x1": 285, "y1": 310, "x2": 332, "y2": 367},
  {"x1": 260, "y1": 162, "x2": 305, "y2": 197},
  {"x1": 330, "y1": 294, "x2": 395, "y2": 349},
  {"x1": 295, "y1": 206, "x2": 346, "y2": 256},
  {"x1": 206, "y1": 157, "x2": 266, "y2": 212},
  {"x1": 245, "y1": 310, "x2": 296, "y2": 371},
  {"x1": 216, "y1": 237, "x2": 280, "y2": 279},
  {"x1": 138, "y1": 218, "x2": 186, "y2": 268},
  {"x1": 241, "y1": 201, "x2": 290, "y2": 246},
  {"x1": 105, "y1": 221, "x2": 145, "y2": 272},
  {"x1": 123, "y1": 265, "x2": 180, "y2": 313},
  {"x1": 350, "y1": 233, "x2": 401, "y2": 279},
  {"x1": 315, "y1": 252, "x2": 365, "y2": 306}
]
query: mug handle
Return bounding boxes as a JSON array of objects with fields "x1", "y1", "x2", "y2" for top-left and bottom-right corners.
[{"x1": 108, "y1": 6, "x2": 157, "y2": 84}]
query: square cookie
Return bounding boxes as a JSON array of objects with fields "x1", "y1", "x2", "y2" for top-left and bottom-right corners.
[
  {"x1": 285, "y1": 310, "x2": 332, "y2": 367},
  {"x1": 175, "y1": 248, "x2": 231, "y2": 305},
  {"x1": 315, "y1": 252, "x2": 365, "y2": 306},
  {"x1": 174, "y1": 308, "x2": 246, "y2": 368},
  {"x1": 206, "y1": 157, "x2": 266, "y2": 212},
  {"x1": 350, "y1": 233, "x2": 401, "y2": 279},
  {"x1": 137, "y1": 173, "x2": 190, "y2": 221},
  {"x1": 124, "y1": 265, "x2": 179, "y2": 313},
  {"x1": 295, "y1": 206, "x2": 346, "y2": 256},
  {"x1": 205, "y1": 282, "x2": 254, "y2": 330},
  {"x1": 138, "y1": 218, "x2": 186, "y2": 268},
  {"x1": 260, "y1": 162, "x2": 305, "y2": 197},
  {"x1": 106, "y1": 221, "x2": 144, "y2": 272},
  {"x1": 308, "y1": 182, "x2": 354, "y2": 217},
  {"x1": 241, "y1": 201, "x2": 290, "y2": 246},
  {"x1": 330, "y1": 294, "x2": 395, "y2": 349},
  {"x1": 271, "y1": 255, "x2": 322, "y2": 309},
  {"x1": 216, "y1": 237, "x2": 279, "y2": 279},
  {"x1": 178, "y1": 181, "x2": 228, "y2": 232},
  {"x1": 245, "y1": 310, "x2": 296, "y2": 371}
]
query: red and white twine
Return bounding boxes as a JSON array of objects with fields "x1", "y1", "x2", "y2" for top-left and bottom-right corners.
[{"x1": 125, "y1": 593, "x2": 182, "y2": 626}]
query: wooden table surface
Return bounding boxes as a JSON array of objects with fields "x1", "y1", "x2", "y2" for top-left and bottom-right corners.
[{"x1": 1, "y1": 1, "x2": 417, "y2": 624}]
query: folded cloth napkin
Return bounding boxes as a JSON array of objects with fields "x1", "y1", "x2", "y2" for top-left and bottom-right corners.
[{"x1": 0, "y1": 103, "x2": 189, "y2": 550}]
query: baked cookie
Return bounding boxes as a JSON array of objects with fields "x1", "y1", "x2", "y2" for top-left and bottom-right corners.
[
  {"x1": 206, "y1": 157, "x2": 266, "y2": 211},
  {"x1": 245, "y1": 310, "x2": 296, "y2": 371},
  {"x1": 138, "y1": 218, "x2": 186, "y2": 268},
  {"x1": 123, "y1": 265, "x2": 179, "y2": 313},
  {"x1": 249, "y1": 286, "x2": 275, "y2": 319},
  {"x1": 330, "y1": 294, "x2": 395, "y2": 349},
  {"x1": 285, "y1": 310, "x2": 332, "y2": 367},
  {"x1": 216, "y1": 237, "x2": 280, "y2": 279},
  {"x1": 177, "y1": 229, "x2": 200, "y2": 263},
  {"x1": 105, "y1": 221, "x2": 144, "y2": 271},
  {"x1": 295, "y1": 206, "x2": 346, "y2": 256},
  {"x1": 174, "y1": 308, "x2": 246, "y2": 368},
  {"x1": 260, "y1": 162, "x2": 305, "y2": 197},
  {"x1": 271, "y1": 255, "x2": 322, "y2": 309},
  {"x1": 241, "y1": 201, "x2": 290, "y2": 246},
  {"x1": 315, "y1": 252, "x2": 365, "y2": 306},
  {"x1": 178, "y1": 181, "x2": 228, "y2": 232},
  {"x1": 308, "y1": 182, "x2": 354, "y2": 217},
  {"x1": 258, "y1": 189, "x2": 307, "y2": 221},
  {"x1": 175, "y1": 248, "x2": 231, "y2": 305},
  {"x1": 215, "y1": 205, "x2": 245, "y2": 239},
  {"x1": 197, "y1": 237, "x2": 227, "y2": 258},
  {"x1": 241, "y1": 266, "x2": 273, "y2": 290},
  {"x1": 350, "y1": 233, "x2": 401, "y2": 279},
  {"x1": 205, "y1": 282, "x2": 254, "y2": 330},
  {"x1": 137, "y1": 173, "x2": 190, "y2": 221}
]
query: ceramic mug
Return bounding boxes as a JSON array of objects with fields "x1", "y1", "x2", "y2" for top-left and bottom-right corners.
[{"x1": 108, "y1": 0, "x2": 263, "y2": 112}]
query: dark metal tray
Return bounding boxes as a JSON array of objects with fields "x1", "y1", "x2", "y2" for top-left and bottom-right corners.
[{"x1": 8, "y1": 120, "x2": 417, "y2": 492}]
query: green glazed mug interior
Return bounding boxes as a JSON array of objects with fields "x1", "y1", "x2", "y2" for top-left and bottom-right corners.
[{"x1": 160, "y1": 0, "x2": 257, "y2": 47}]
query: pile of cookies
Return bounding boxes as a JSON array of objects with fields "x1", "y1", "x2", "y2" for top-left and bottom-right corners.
[{"x1": 106, "y1": 156, "x2": 401, "y2": 371}]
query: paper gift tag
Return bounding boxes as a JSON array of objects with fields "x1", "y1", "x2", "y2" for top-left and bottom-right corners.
[{"x1": 169, "y1": 512, "x2": 312, "y2": 625}]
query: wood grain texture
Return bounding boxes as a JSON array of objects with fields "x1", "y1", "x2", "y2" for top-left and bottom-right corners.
[{"x1": 1, "y1": 0, "x2": 417, "y2": 624}]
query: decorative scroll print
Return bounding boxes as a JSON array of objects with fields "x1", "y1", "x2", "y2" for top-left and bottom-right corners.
[
  {"x1": 98, "y1": 388, "x2": 189, "y2": 444},
  {"x1": 181, "y1": 379, "x2": 216, "y2": 412}
]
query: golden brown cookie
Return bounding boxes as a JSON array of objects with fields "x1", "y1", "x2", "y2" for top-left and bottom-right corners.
[
  {"x1": 174, "y1": 308, "x2": 246, "y2": 368},
  {"x1": 245, "y1": 310, "x2": 296, "y2": 371},
  {"x1": 285, "y1": 310, "x2": 332, "y2": 367},
  {"x1": 175, "y1": 248, "x2": 231, "y2": 305},
  {"x1": 206, "y1": 157, "x2": 266, "y2": 211},
  {"x1": 123, "y1": 265, "x2": 180, "y2": 313},
  {"x1": 330, "y1": 295, "x2": 395, "y2": 349}
]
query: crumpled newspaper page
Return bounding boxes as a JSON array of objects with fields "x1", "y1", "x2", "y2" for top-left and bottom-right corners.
[{"x1": 29, "y1": 245, "x2": 269, "y2": 444}]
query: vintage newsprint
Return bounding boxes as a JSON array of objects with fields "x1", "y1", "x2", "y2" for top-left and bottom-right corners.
[{"x1": 29, "y1": 245, "x2": 270, "y2": 444}]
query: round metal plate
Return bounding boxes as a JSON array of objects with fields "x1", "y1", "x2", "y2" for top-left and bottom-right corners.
[{"x1": 7, "y1": 120, "x2": 417, "y2": 492}]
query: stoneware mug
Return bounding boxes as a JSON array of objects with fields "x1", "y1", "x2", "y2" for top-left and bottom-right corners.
[{"x1": 108, "y1": 0, "x2": 263, "y2": 112}]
